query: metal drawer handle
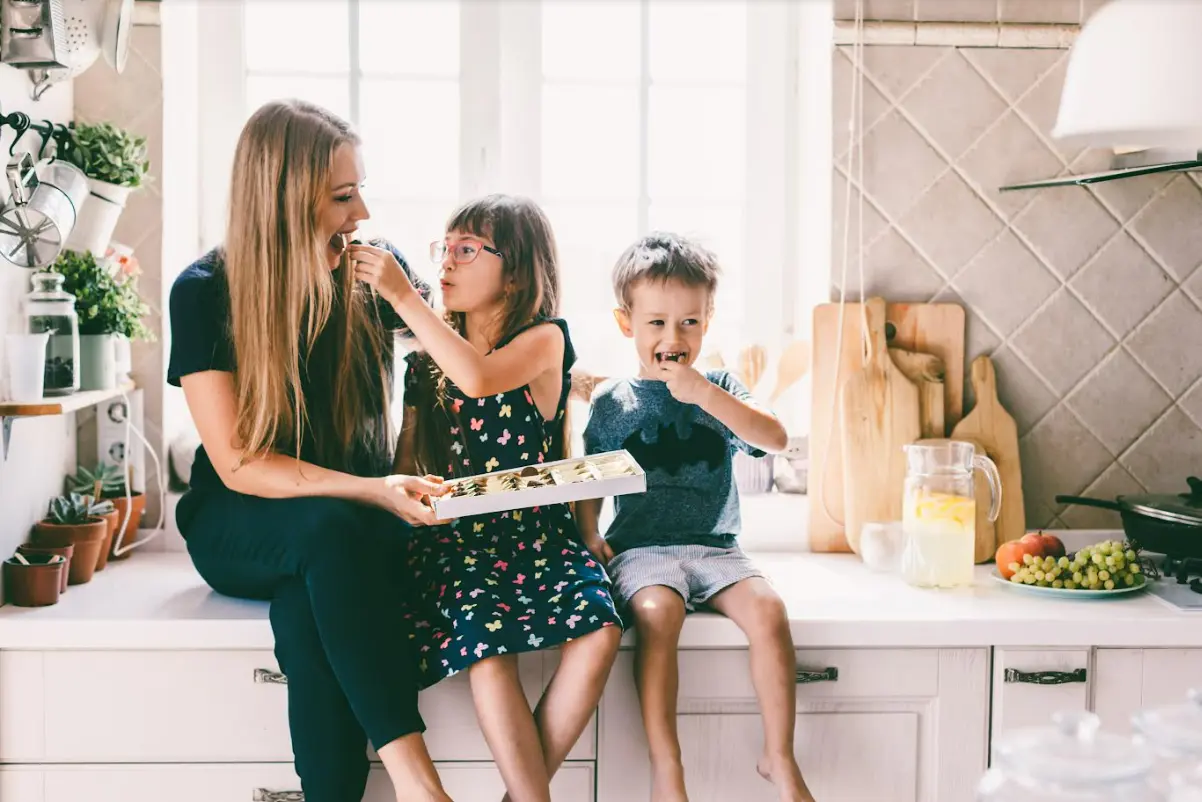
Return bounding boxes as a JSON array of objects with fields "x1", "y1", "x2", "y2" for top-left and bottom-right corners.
[
  {"x1": 1004, "y1": 668, "x2": 1087, "y2": 685},
  {"x1": 254, "y1": 668, "x2": 288, "y2": 685},
  {"x1": 796, "y1": 666, "x2": 839, "y2": 684},
  {"x1": 253, "y1": 791, "x2": 303, "y2": 802}
]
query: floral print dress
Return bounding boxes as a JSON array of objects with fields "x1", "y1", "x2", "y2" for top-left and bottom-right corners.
[{"x1": 403, "y1": 317, "x2": 621, "y2": 685}]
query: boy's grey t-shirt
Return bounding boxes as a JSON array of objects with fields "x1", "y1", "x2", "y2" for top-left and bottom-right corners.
[{"x1": 582, "y1": 370, "x2": 765, "y2": 554}]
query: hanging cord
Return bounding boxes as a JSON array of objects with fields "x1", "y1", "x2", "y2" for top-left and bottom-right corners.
[
  {"x1": 108, "y1": 389, "x2": 169, "y2": 557},
  {"x1": 820, "y1": 0, "x2": 868, "y2": 528}
]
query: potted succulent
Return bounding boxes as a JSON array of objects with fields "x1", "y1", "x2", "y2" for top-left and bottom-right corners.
[
  {"x1": 51, "y1": 249, "x2": 153, "y2": 391},
  {"x1": 16, "y1": 541, "x2": 74, "y2": 593},
  {"x1": 63, "y1": 121, "x2": 151, "y2": 256},
  {"x1": 68, "y1": 462, "x2": 145, "y2": 560},
  {"x1": 3, "y1": 552, "x2": 66, "y2": 607},
  {"x1": 31, "y1": 493, "x2": 108, "y2": 585},
  {"x1": 83, "y1": 489, "x2": 118, "y2": 571}
]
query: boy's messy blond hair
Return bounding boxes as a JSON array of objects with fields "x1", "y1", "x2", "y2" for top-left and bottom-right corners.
[{"x1": 611, "y1": 232, "x2": 722, "y2": 312}]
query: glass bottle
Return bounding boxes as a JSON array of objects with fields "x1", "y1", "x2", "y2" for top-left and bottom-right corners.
[
  {"x1": 978, "y1": 711, "x2": 1165, "y2": 801},
  {"x1": 23, "y1": 271, "x2": 80, "y2": 396},
  {"x1": 900, "y1": 439, "x2": 1000, "y2": 588}
]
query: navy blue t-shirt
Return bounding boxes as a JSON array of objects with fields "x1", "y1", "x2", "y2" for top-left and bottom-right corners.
[
  {"x1": 582, "y1": 370, "x2": 765, "y2": 554},
  {"x1": 167, "y1": 240, "x2": 430, "y2": 490}
]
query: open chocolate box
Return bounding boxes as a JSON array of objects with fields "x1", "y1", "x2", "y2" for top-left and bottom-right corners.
[{"x1": 431, "y1": 449, "x2": 647, "y2": 520}]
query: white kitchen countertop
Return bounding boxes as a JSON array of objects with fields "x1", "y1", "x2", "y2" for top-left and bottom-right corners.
[{"x1": 1, "y1": 549, "x2": 1199, "y2": 650}]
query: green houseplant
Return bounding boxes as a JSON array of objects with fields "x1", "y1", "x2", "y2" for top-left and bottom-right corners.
[
  {"x1": 68, "y1": 462, "x2": 145, "y2": 561},
  {"x1": 52, "y1": 249, "x2": 153, "y2": 391},
  {"x1": 65, "y1": 122, "x2": 151, "y2": 188},
  {"x1": 63, "y1": 121, "x2": 152, "y2": 256},
  {"x1": 31, "y1": 493, "x2": 108, "y2": 585}
]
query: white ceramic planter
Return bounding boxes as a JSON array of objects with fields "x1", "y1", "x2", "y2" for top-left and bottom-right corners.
[
  {"x1": 113, "y1": 335, "x2": 132, "y2": 383},
  {"x1": 65, "y1": 178, "x2": 133, "y2": 256},
  {"x1": 79, "y1": 334, "x2": 117, "y2": 391}
]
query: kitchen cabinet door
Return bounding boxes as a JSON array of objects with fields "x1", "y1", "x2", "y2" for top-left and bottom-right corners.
[
  {"x1": 678, "y1": 710, "x2": 919, "y2": 802},
  {"x1": 1094, "y1": 648, "x2": 1202, "y2": 736},
  {"x1": 598, "y1": 648, "x2": 988, "y2": 802},
  {"x1": 991, "y1": 649, "x2": 1091, "y2": 746}
]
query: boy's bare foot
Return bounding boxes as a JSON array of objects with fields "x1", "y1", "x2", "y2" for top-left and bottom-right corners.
[
  {"x1": 651, "y1": 760, "x2": 690, "y2": 802},
  {"x1": 757, "y1": 754, "x2": 817, "y2": 802}
]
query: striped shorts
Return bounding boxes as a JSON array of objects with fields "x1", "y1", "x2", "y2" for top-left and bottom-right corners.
[{"x1": 607, "y1": 543, "x2": 763, "y2": 611}]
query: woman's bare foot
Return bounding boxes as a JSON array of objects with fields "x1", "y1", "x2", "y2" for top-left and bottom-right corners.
[
  {"x1": 651, "y1": 760, "x2": 690, "y2": 802},
  {"x1": 757, "y1": 754, "x2": 816, "y2": 802}
]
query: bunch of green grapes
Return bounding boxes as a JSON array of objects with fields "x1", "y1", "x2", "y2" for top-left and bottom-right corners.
[{"x1": 1007, "y1": 540, "x2": 1146, "y2": 591}]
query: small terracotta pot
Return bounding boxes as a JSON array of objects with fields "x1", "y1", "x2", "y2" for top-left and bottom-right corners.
[
  {"x1": 108, "y1": 492, "x2": 146, "y2": 560},
  {"x1": 92, "y1": 508, "x2": 119, "y2": 571},
  {"x1": 3, "y1": 554, "x2": 65, "y2": 606},
  {"x1": 31, "y1": 517, "x2": 107, "y2": 585},
  {"x1": 17, "y1": 542, "x2": 73, "y2": 593}
]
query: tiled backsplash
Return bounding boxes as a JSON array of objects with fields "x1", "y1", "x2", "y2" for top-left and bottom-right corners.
[{"x1": 832, "y1": 43, "x2": 1202, "y2": 530}]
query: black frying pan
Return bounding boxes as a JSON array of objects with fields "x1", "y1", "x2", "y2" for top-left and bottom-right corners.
[{"x1": 1055, "y1": 477, "x2": 1202, "y2": 558}]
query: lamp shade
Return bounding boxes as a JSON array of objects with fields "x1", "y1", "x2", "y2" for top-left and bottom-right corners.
[{"x1": 1053, "y1": 0, "x2": 1202, "y2": 148}]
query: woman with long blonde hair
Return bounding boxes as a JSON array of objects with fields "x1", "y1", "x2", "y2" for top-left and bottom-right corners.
[{"x1": 168, "y1": 99, "x2": 452, "y2": 802}]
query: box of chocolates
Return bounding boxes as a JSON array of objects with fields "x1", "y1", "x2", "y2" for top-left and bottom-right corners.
[{"x1": 430, "y1": 449, "x2": 646, "y2": 520}]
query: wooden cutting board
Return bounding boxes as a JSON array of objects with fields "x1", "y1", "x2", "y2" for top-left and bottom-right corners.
[
  {"x1": 950, "y1": 355, "x2": 1024, "y2": 559},
  {"x1": 886, "y1": 303, "x2": 966, "y2": 425},
  {"x1": 809, "y1": 301, "x2": 965, "y2": 552},
  {"x1": 889, "y1": 349, "x2": 945, "y2": 439},
  {"x1": 840, "y1": 298, "x2": 922, "y2": 555}
]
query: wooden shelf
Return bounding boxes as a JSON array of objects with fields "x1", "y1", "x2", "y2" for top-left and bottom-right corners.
[{"x1": 0, "y1": 382, "x2": 135, "y2": 459}]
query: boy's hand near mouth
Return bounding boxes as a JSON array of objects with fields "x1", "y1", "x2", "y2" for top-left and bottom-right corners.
[{"x1": 659, "y1": 359, "x2": 714, "y2": 406}]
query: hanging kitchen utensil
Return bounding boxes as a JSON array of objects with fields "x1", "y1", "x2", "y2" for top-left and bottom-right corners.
[
  {"x1": 0, "y1": 0, "x2": 68, "y2": 69},
  {"x1": 0, "y1": 150, "x2": 89, "y2": 269},
  {"x1": 1056, "y1": 478, "x2": 1202, "y2": 558},
  {"x1": 101, "y1": 0, "x2": 132, "y2": 73}
]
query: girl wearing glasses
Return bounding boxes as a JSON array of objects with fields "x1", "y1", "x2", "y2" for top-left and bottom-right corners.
[{"x1": 348, "y1": 195, "x2": 621, "y2": 802}]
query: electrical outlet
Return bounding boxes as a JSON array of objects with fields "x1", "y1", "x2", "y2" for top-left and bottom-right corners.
[{"x1": 96, "y1": 388, "x2": 144, "y2": 493}]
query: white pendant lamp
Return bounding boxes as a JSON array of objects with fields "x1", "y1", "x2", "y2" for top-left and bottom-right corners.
[{"x1": 1053, "y1": 0, "x2": 1202, "y2": 149}]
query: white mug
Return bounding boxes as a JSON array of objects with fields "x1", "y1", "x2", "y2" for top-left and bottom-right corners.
[{"x1": 5, "y1": 332, "x2": 50, "y2": 402}]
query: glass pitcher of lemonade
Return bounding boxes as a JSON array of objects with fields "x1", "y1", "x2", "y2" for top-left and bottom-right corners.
[{"x1": 901, "y1": 439, "x2": 1001, "y2": 588}]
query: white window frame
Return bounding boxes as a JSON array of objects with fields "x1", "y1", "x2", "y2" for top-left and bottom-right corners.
[{"x1": 179, "y1": 0, "x2": 833, "y2": 551}]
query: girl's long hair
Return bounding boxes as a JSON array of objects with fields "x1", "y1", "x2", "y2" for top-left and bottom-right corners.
[
  {"x1": 224, "y1": 99, "x2": 394, "y2": 476},
  {"x1": 407, "y1": 194, "x2": 560, "y2": 477}
]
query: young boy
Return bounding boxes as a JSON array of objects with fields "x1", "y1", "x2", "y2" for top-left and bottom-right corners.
[{"x1": 577, "y1": 233, "x2": 816, "y2": 802}]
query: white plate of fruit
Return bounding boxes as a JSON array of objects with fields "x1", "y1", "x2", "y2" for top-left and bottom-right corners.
[{"x1": 992, "y1": 534, "x2": 1148, "y2": 598}]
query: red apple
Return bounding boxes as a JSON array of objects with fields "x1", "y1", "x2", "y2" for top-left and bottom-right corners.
[
  {"x1": 1019, "y1": 532, "x2": 1046, "y2": 557},
  {"x1": 995, "y1": 538, "x2": 1045, "y2": 579},
  {"x1": 1037, "y1": 532, "x2": 1066, "y2": 559}
]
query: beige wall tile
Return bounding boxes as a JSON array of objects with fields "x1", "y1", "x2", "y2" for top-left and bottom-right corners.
[
  {"x1": 915, "y1": 0, "x2": 998, "y2": 23},
  {"x1": 999, "y1": 0, "x2": 1081, "y2": 24}
]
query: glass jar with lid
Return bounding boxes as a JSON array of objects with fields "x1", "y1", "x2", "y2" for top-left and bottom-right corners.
[
  {"x1": 1133, "y1": 689, "x2": 1202, "y2": 799},
  {"x1": 23, "y1": 271, "x2": 80, "y2": 396},
  {"x1": 978, "y1": 711, "x2": 1165, "y2": 801}
]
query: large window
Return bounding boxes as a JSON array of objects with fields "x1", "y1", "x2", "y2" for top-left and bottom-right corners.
[
  {"x1": 186, "y1": 0, "x2": 832, "y2": 548},
  {"x1": 195, "y1": 0, "x2": 820, "y2": 374}
]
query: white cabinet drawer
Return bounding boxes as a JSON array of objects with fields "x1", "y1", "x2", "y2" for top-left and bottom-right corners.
[
  {"x1": 0, "y1": 649, "x2": 543, "y2": 763},
  {"x1": 677, "y1": 648, "x2": 939, "y2": 704},
  {"x1": 0, "y1": 761, "x2": 596, "y2": 802},
  {"x1": 991, "y1": 649, "x2": 1090, "y2": 745}
]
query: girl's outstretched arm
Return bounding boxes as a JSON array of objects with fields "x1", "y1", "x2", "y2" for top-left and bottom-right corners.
[{"x1": 349, "y1": 243, "x2": 563, "y2": 397}]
